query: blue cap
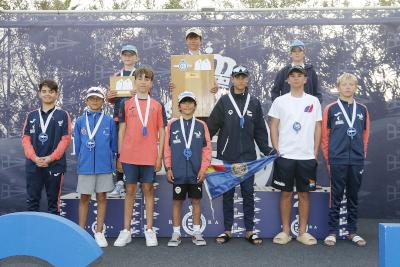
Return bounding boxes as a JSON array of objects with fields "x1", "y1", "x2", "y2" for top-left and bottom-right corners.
[
  {"x1": 290, "y1": 40, "x2": 305, "y2": 51},
  {"x1": 121, "y1": 45, "x2": 138, "y2": 54},
  {"x1": 231, "y1": 65, "x2": 250, "y2": 77}
]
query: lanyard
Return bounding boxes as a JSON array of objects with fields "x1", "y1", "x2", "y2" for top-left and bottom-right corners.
[
  {"x1": 134, "y1": 95, "x2": 151, "y2": 136},
  {"x1": 85, "y1": 111, "x2": 104, "y2": 141},
  {"x1": 337, "y1": 99, "x2": 357, "y2": 128},
  {"x1": 180, "y1": 116, "x2": 196, "y2": 150},
  {"x1": 228, "y1": 92, "x2": 250, "y2": 128},
  {"x1": 38, "y1": 108, "x2": 57, "y2": 134},
  {"x1": 120, "y1": 68, "x2": 135, "y2": 77}
]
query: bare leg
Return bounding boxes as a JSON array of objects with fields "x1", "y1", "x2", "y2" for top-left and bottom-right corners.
[
  {"x1": 142, "y1": 183, "x2": 154, "y2": 230},
  {"x1": 280, "y1": 191, "x2": 293, "y2": 234},
  {"x1": 95, "y1": 192, "x2": 107, "y2": 233},
  {"x1": 123, "y1": 184, "x2": 137, "y2": 230},
  {"x1": 79, "y1": 194, "x2": 91, "y2": 229}
]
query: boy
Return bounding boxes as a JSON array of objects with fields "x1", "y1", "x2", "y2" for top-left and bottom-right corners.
[
  {"x1": 207, "y1": 65, "x2": 273, "y2": 245},
  {"x1": 169, "y1": 28, "x2": 218, "y2": 94},
  {"x1": 322, "y1": 73, "x2": 370, "y2": 247},
  {"x1": 114, "y1": 66, "x2": 165, "y2": 247},
  {"x1": 271, "y1": 40, "x2": 322, "y2": 103},
  {"x1": 269, "y1": 65, "x2": 321, "y2": 246},
  {"x1": 22, "y1": 80, "x2": 72, "y2": 214},
  {"x1": 74, "y1": 87, "x2": 117, "y2": 247},
  {"x1": 164, "y1": 91, "x2": 212, "y2": 247},
  {"x1": 107, "y1": 44, "x2": 139, "y2": 197}
]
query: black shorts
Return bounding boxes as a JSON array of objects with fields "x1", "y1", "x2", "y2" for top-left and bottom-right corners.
[
  {"x1": 173, "y1": 184, "x2": 203, "y2": 200},
  {"x1": 272, "y1": 157, "x2": 317, "y2": 192}
]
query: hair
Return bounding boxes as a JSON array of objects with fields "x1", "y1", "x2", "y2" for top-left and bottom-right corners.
[
  {"x1": 186, "y1": 33, "x2": 202, "y2": 40},
  {"x1": 39, "y1": 80, "x2": 58, "y2": 92},
  {"x1": 135, "y1": 66, "x2": 154, "y2": 81},
  {"x1": 336, "y1": 73, "x2": 358, "y2": 87},
  {"x1": 178, "y1": 97, "x2": 197, "y2": 106}
]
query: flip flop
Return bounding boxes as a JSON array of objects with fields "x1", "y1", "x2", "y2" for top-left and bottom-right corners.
[
  {"x1": 296, "y1": 232, "x2": 317, "y2": 245},
  {"x1": 324, "y1": 234, "x2": 336, "y2": 246},
  {"x1": 273, "y1": 232, "x2": 292, "y2": 245},
  {"x1": 347, "y1": 234, "x2": 367, "y2": 247},
  {"x1": 246, "y1": 233, "x2": 263, "y2": 245},
  {"x1": 216, "y1": 233, "x2": 231, "y2": 244}
]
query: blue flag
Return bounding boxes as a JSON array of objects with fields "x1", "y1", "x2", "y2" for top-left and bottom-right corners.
[{"x1": 204, "y1": 155, "x2": 277, "y2": 200}]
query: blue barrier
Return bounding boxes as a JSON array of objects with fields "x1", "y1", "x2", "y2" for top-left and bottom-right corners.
[
  {"x1": 0, "y1": 212, "x2": 102, "y2": 267},
  {"x1": 379, "y1": 223, "x2": 400, "y2": 267}
]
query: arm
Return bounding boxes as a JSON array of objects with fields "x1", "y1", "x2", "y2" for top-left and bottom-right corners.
[
  {"x1": 164, "y1": 122, "x2": 174, "y2": 183},
  {"x1": 156, "y1": 127, "x2": 165, "y2": 172},
  {"x1": 110, "y1": 119, "x2": 118, "y2": 154},
  {"x1": 48, "y1": 112, "x2": 72, "y2": 162},
  {"x1": 206, "y1": 99, "x2": 224, "y2": 138},
  {"x1": 314, "y1": 121, "x2": 322, "y2": 159},
  {"x1": 363, "y1": 109, "x2": 370, "y2": 158},
  {"x1": 21, "y1": 115, "x2": 37, "y2": 161},
  {"x1": 118, "y1": 122, "x2": 126, "y2": 154},
  {"x1": 270, "y1": 117, "x2": 280, "y2": 154},
  {"x1": 73, "y1": 118, "x2": 81, "y2": 159},
  {"x1": 271, "y1": 69, "x2": 283, "y2": 102},
  {"x1": 321, "y1": 105, "x2": 331, "y2": 163},
  {"x1": 253, "y1": 101, "x2": 272, "y2": 155},
  {"x1": 198, "y1": 122, "x2": 212, "y2": 183}
]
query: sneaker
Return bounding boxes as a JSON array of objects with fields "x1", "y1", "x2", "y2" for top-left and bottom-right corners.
[
  {"x1": 113, "y1": 229, "x2": 132, "y2": 247},
  {"x1": 144, "y1": 229, "x2": 158, "y2": 247},
  {"x1": 192, "y1": 232, "x2": 206, "y2": 246},
  {"x1": 167, "y1": 232, "x2": 182, "y2": 247},
  {"x1": 94, "y1": 232, "x2": 108, "y2": 248},
  {"x1": 109, "y1": 181, "x2": 125, "y2": 197}
]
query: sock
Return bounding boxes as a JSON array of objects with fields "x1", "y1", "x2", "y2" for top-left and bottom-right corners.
[
  {"x1": 193, "y1": 224, "x2": 201, "y2": 234},
  {"x1": 173, "y1": 226, "x2": 181, "y2": 235},
  {"x1": 146, "y1": 228, "x2": 153, "y2": 232}
]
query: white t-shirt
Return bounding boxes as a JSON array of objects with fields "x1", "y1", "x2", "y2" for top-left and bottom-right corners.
[{"x1": 268, "y1": 92, "x2": 322, "y2": 160}]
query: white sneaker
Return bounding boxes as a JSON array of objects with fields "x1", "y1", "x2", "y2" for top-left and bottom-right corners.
[
  {"x1": 113, "y1": 229, "x2": 132, "y2": 247},
  {"x1": 108, "y1": 181, "x2": 125, "y2": 197},
  {"x1": 167, "y1": 232, "x2": 181, "y2": 247},
  {"x1": 192, "y1": 232, "x2": 207, "y2": 246},
  {"x1": 94, "y1": 232, "x2": 108, "y2": 248},
  {"x1": 144, "y1": 229, "x2": 158, "y2": 247}
]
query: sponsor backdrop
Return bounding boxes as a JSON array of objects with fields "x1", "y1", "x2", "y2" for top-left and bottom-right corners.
[{"x1": 0, "y1": 9, "x2": 399, "y2": 236}]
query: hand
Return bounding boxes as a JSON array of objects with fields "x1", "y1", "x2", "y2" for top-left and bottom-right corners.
[
  {"x1": 130, "y1": 89, "x2": 136, "y2": 96},
  {"x1": 210, "y1": 80, "x2": 218, "y2": 94},
  {"x1": 326, "y1": 164, "x2": 331, "y2": 174},
  {"x1": 116, "y1": 159, "x2": 123, "y2": 173},
  {"x1": 107, "y1": 90, "x2": 118, "y2": 100},
  {"x1": 166, "y1": 169, "x2": 174, "y2": 184},
  {"x1": 155, "y1": 157, "x2": 162, "y2": 172},
  {"x1": 197, "y1": 170, "x2": 206, "y2": 183},
  {"x1": 169, "y1": 81, "x2": 176, "y2": 92},
  {"x1": 35, "y1": 157, "x2": 48, "y2": 168}
]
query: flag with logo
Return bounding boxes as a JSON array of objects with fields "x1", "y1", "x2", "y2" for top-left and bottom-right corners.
[{"x1": 204, "y1": 155, "x2": 277, "y2": 200}]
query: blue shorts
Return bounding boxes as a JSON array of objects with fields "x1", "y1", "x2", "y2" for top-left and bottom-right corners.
[{"x1": 121, "y1": 163, "x2": 155, "y2": 184}]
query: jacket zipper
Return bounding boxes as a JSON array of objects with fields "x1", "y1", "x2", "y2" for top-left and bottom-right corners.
[
  {"x1": 221, "y1": 136, "x2": 229, "y2": 155},
  {"x1": 93, "y1": 114, "x2": 96, "y2": 173}
]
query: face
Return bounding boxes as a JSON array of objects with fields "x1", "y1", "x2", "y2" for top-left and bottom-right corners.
[
  {"x1": 179, "y1": 99, "x2": 196, "y2": 116},
  {"x1": 121, "y1": 51, "x2": 138, "y2": 67},
  {"x1": 231, "y1": 75, "x2": 249, "y2": 91},
  {"x1": 338, "y1": 79, "x2": 357, "y2": 98},
  {"x1": 185, "y1": 35, "x2": 201, "y2": 52},
  {"x1": 39, "y1": 85, "x2": 58, "y2": 105},
  {"x1": 86, "y1": 96, "x2": 104, "y2": 111},
  {"x1": 287, "y1": 72, "x2": 307, "y2": 88},
  {"x1": 135, "y1": 73, "x2": 153, "y2": 94},
  {"x1": 290, "y1": 47, "x2": 305, "y2": 62}
]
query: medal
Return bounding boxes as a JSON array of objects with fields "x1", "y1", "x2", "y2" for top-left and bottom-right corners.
[
  {"x1": 180, "y1": 116, "x2": 196, "y2": 160},
  {"x1": 134, "y1": 95, "x2": 150, "y2": 137},
  {"x1": 38, "y1": 107, "x2": 57, "y2": 145},
  {"x1": 228, "y1": 92, "x2": 250, "y2": 129},
  {"x1": 293, "y1": 122, "x2": 302, "y2": 133},
  {"x1": 85, "y1": 110, "x2": 104, "y2": 151},
  {"x1": 337, "y1": 99, "x2": 357, "y2": 139}
]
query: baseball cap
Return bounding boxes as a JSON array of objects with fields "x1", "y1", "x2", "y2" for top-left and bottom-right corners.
[
  {"x1": 287, "y1": 65, "x2": 307, "y2": 77},
  {"x1": 178, "y1": 91, "x2": 197, "y2": 103},
  {"x1": 185, "y1": 27, "x2": 202, "y2": 38},
  {"x1": 86, "y1": 87, "x2": 105, "y2": 99},
  {"x1": 231, "y1": 65, "x2": 250, "y2": 77},
  {"x1": 290, "y1": 40, "x2": 305, "y2": 51},
  {"x1": 121, "y1": 44, "x2": 138, "y2": 54}
]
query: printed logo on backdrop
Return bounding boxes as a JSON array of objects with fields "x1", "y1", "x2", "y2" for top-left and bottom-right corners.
[
  {"x1": 290, "y1": 194, "x2": 318, "y2": 236},
  {"x1": 182, "y1": 205, "x2": 207, "y2": 235}
]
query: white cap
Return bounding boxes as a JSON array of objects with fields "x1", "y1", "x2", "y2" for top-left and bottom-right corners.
[
  {"x1": 185, "y1": 27, "x2": 202, "y2": 38},
  {"x1": 178, "y1": 91, "x2": 197, "y2": 103},
  {"x1": 86, "y1": 87, "x2": 105, "y2": 99}
]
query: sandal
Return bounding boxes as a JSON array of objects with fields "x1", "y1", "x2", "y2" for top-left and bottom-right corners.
[
  {"x1": 347, "y1": 234, "x2": 367, "y2": 247},
  {"x1": 296, "y1": 232, "x2": 317, "y2": 245},
  {"x1": 216, "y1": 232, "x2": 231, "y2": 244},
  {"x1": 273, "y1": 232, "x2": 292, "y2": 245},
  {"x1": 246, "y1": 233, "x2": 263, "y2": 245},
  {"x1": 324, "y1": 234, "x2": 336, "y2": 246}
]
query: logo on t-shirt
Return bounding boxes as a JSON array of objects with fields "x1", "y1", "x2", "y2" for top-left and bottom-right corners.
[{"x1": 304, "y1": 104, "x2": 314, "y2": 113}]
